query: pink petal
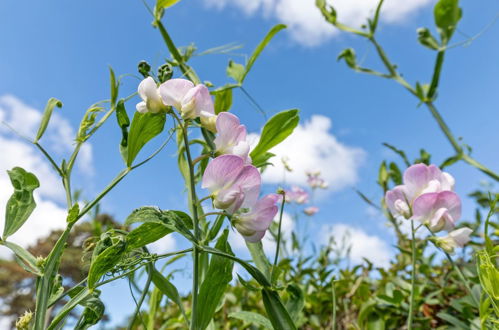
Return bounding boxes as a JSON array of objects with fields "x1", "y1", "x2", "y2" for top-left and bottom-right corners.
[
  {"x1": 412, "y1": 191, "x2": 461, "y2": 229},
  {"x1": 181, "y1": 84, "x2": 214, "y2": 116},
  {"x1": 159, "y1": 78, "x2": 194, "y2": 109},
  {"x1": 243, "y1": 230, "x2": 267, "y2": 243},
  {"x1": 385, "y1": 185, "x2": 409, "y2": 217},
  {"x1": 201, "y1": 155, "x2": 244, "y2": 191}
]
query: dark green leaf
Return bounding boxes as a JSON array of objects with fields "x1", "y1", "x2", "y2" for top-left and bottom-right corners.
[
  {"x1": 250, "y1": 109, "x2": 299, "y2": 166},
  {"x1": 262, "y1": 288, "x2": 297, "y2": 330},
  {"x1": 229, "y1": 311, "x2": 273, "y2": 329},
  {"x1": 115, "y1": 99, "x2": 130, "y2": 150},
  {"x1": 126, "y1": 222, "x2": 173, "y2": 251},
  {"x1": 126, "y1": 111, "x2": 166, "y2": 167},
  {"x1": 285, "y1": 284, "x2": 304, "y2": 323},
  {"x1": 75, "y1": 294, "x2": 105, "y2": 330},
  {"x1": 194, "y1": 230, "x2": 234, "y2": 329},
  {"x1": 150, "y1": 268, "x2": 189, "y2": 325},
  {"x1": 35, "y1": 98, "x2": 63, "y2": 142},
  {"x1": 337, "y1": 48, "x2": 357, "y2": 68},
  {"x1": 47, "y1": 287, "x2": 93, "y2": 330},
  {"x1": 87, "y1": 237, "x2": 127, "y2": 289},
  {"x1": 3, "y1": 167, "x2": 40, "y2": 238}
]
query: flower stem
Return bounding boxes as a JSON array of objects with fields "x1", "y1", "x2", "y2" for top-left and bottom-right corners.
[{"x1": 407, "y1": 219, "x2": 417, "y2": 329}]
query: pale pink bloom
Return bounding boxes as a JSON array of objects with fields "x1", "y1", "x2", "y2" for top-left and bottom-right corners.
[
  {"x1": 385, "y1": 163, "x2": 456, "y2": 220},
  {"x1": 214, "y1": 112, "x2": 251, "y2": 163},
  {"x1": 159, "y1": 78, "x2": 215, "y2": 122},
  {"x1": 285, "y1": 186, "x2": 309, "y2": 204},
  {"x1": 436, "y1": 227, "x2": 473, "y2": 253},
  {"x1": 306, "y1": 171, "x2": 328, "y2": 189},
  {"x1": 202, "y1": 155, "x2": 260, "y2": 214},
  {"x1": 303, "y1": 206, "x2": 319, "y2": 216},
  {"x1": 412, "y1": 191, "x2": 461, "y2": 232},
  {"x1": 136, "y1": 77, "x2": 166, "y2": 114},
  {"x1": 232, "y1": 193, "x2": 280, "y2": 242}
]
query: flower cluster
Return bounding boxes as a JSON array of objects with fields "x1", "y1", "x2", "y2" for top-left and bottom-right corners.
[
  {"x1": 137, "y1": 77, "x2": 281, "y2": 242},
  {"x1": 385, "y1": 164, "x2": 472, "y2": 253}
]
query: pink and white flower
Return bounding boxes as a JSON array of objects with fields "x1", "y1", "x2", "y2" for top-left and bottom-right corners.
[
  {"x1": 136, "y1": 77, "x2": 166, "y2": 114},
  {"x1": 214, "y1": 112, "x2": 251, "y2": 163},
  {"x1": 385, "y1": 163, "x2": 456, "y2": 221},
  {"x1": 303, "y1": 206, "x2": 319, "y2": 216},
  {"x1": 159, "y1": 78, "x2": 215, "y2": 126},
  {"x1": 436, "y1": 227, "x2": 473, "y2": 254},
  {"x1": 412, "y1": 191, "x2": 461, "y2": 232},
  {"x1": 306, "y1": 171, "x2": 328, "y2": 189},
  {"x1": 201, "y1": 155, "x2": 261, "y2": 214},
  {"x1": 285, "y1": 186, "x2": 309, "y2": 204},
  {"x1": 232, "y1": 193, "x2": 280, "y2": 242}
]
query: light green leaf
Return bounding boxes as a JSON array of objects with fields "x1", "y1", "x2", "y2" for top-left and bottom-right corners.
[
  {"x1": 250, "y1": 109, "x2": 299, "y2": 166},
  {"x1": 109, "y1": 67, "x2": 118, "y2": 107},
  {"x1": 47, "y1": 287, "x2": 93, "y2": 330},
  {"x1": 157, "y1": 0, "x2": 181, "y2": 10},
  {"x1": 194, "y1": 230, "x2": 234, "y2": 330},
  {"x1": 0, "y1": 240, "x2": 41, "y2": 275},
  {"x1": 87, "y1": 237, "x2": 127, "y2": 289},
  {"x1": 226, "y1": 60, "x2": 245, "y2": 83},
  {"x1": 242, "y1": 24, "x2": 286, "y2": 83},
  {"x1": 417, "y1": 28, "x2": 440, "y2": 51},
  {"x1": 229, "y1": 311, "x2": 273, "y2": 329},
  {"x1": 126, "y1": 111, "x2": 166, "y2": 167},
  {"x1": 126, "y1": 222, "x2": 173, "y2": 251},
  {"x1": 35, "y1": 98, "x2": 63, "y2": 142},
  {"x1": 262, "y1": 288, "x2": 297, "y2": 330},
  {"x1": 434, "y1": 0, "x2": 462, "y2": 43},
  {"x1": 3, "y1": 167, "x2": 40, "y2": 239},
  {"x1": 150, "y1": 268, "x2": 189, "y2": 325},
  {"x1": 213, "y1": 88, "x2": 233, "y2": 114}
]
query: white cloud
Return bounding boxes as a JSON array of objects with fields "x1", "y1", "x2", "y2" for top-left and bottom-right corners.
[
  {"x1": 321, "y1": 223, "x2": 392, "y2": 268},
  {"x1": 0, "y1": 95, "x2": 94, "y2": 258},
  {"x1": 250, "y1": 115, "x2": 365, "y2": 191},
  {"x1": 204, "y1": 0, "x2": 432, "y2": 46}
]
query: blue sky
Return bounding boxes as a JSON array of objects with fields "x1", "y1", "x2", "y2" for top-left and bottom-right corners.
[{"x1": 0, "y1": 0, "x2": 498, "y2": 326}]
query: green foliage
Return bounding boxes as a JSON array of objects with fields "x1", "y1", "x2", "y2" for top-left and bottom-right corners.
[
  {"x1": 125, "y1": 111, "x2": 166, "y2": 167},
  {"x1": 3, "y1": 167, "x2": 40, "y2": 239},
  {"x1": 34, "y1": 98, "x2": 63, "y2": 143},
  {"x1": 212, "y1": 88, "x2": 233, "y2": 114},
  {"x1": 250, "y1": 109, "x2": 299, "y2": 167},
  {"x1": 87, "y1": 234, "x2": 127, "y2": 289},
  {"x1": 194, "y1": 230, "x2": 234, "y2": 329},
  {"x1": 434, "y1": 0, "x2": 462, "y2": 43},
  {"x1": 229, "y1": 311, "x2": 273, "y2": 329},
  {"x1": 150, "y1": 268, "x2": 189, "y2": 325}
]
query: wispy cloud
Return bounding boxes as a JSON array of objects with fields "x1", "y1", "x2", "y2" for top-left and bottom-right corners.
[{"x1": 204, "y1": 0, "x2": 432, "y2": 46}]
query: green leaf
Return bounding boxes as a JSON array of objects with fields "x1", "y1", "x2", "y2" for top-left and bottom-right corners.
[
  {"x1": 229, "y1": 311, "x2": 273, "y2": 329},
  {"x1": 246, "y1": 241, "x2": 272, "y2": 280},
  {"x1": 226, "y1": 60, "x2": 245, "y2": 83},
  {"x1": 0, "y1": 240, "x2": 41, "y2": 275},
  {"x1": 157, "y1": 0, "x2": 181, "y2": 10},
  {"x1": 125, "y1": 207, "x2": 195, "y2": 242},
  {"x1": 250, "y1": 109, "x2": 299, "y2": 166},
  {"x1": 417, "y1": 28, "x2": 440, "y2": 51},
  {"x1": 213, "y1": 88, "x2": 233, "y2": 114},
  {"x1": 150, "y1": 268, "x2": 189, "y2": 325},
  {"x1": 3, "y1": 167, "x2": 40, "y2": 238},
  {"x1": 47, "y1": 287, "x2": 93, "y2": 330},
  {"x1": 434, "y1": 0, "x2": 462, "y2": 43},
  {"x1": 35, "y1": 98, "x2": 63, "y2": 142},
  {"x1": 194, "y1": 230, "x2": 234, "y2": 329},
  {"x1": 109, "y1": 67, "x2": 118, "y2": 107},
  {"x1": 242, "y1": 24, "x2": 286, "y2": 82},
  {"x1": 262, "y1": 288, "x2": 297, "y2": 330},
  {"x1": 87, "y1": 237, "x2": 127, "y2": 289},
  {"x1": 75, "y1": 293, "x2": 105, "y2": 330},
  {"x1": 126, "y1": 222, "x2": 173, "y2": 251},
  {"x1": 126, "y1": 111, "x2": 166, "y2": 166},
  {"x1": 115, "y1": 99, "x2": 130, "y2": 149},
  {"x1": 337, "y1": 48, "x2": 357, "y2": 69},
  {"x1": 285, "y1": 284, "x2": 304, "y2": 323}
]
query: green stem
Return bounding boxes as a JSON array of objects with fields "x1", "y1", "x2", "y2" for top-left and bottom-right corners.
[
  {"x1": 271, "y1": 192, "x2": 286, "y2": 284},
  {"x1": 407, "y1": 219, "x2": 417, "y2": 329},
  {"x1": 332, "y1": 277, "x2": 337, "y2": 330},
  {"x1": 128, "y1": 262, "x2": 154, "y2": 330},
  {"x1": 173, "y1": 113, "x2": 202, "y2": 329},
  {"x1": 427, "y1": 51, "x2": 445, "y2": 100}
]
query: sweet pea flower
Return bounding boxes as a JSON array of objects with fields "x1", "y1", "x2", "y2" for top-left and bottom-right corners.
[
  {"x1": 202, "y1": 155, "x2": 261, "y2": 214},
  {"x1": 214, "y1": 112, "x2": 251, "y2": 163},
  {"x1": 285, "y1": 186, "x2": 309, "y2": 204},
  {"x1": 412, "y1": 191, "x2": 461, "y2": 232},
  {"x1": 303, "y1": 206, "x2": 319, "y2": 216},
  {"x1": 306, "y1": 171, "x2": 328, "y2": 189},
  {"x1": 159, "y1": 78, "x2": 215, "y2": 126},
  {"x1": 232, "y1": 193, "x2": 280, "y2": 242},
  {"x1": 435, "y1": 227, "x2": 473, "y2": 254},
  {"x1": 136, "y1": 77, "x2": 166, "y2": 114},
  {"x1": 385, "y1": 163, "x2": 456, "y2": 220}
]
